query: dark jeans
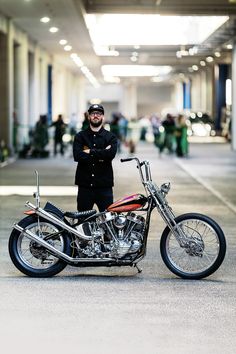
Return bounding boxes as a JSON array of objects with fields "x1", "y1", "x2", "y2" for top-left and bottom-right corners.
[
  {"x1": 54, "y1": 141, "x2": 64, "y2": 155},
  {"x1": 77, "y1": 187, "x2": 113, "y2": 212}
]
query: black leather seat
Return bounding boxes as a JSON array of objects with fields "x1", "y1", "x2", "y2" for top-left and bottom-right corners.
[{"x1": 64, "y1": 209, "x2": 97, "y2": 219}]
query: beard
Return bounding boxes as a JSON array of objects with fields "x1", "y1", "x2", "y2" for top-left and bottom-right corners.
[{"x1": 89, "y1": 118, "x2": 103, "y2": 128}]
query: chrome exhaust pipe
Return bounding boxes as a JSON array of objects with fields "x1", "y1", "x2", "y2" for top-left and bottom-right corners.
[
  {"x1": 13, "y1": 223, "x2": 74, "y2": 262},
  {"x1": 25, "y1": 201, "x2": 93, "y2": 241},
  {"x1": 13, "y1": 223, "x2": 114, "y2": 264}
]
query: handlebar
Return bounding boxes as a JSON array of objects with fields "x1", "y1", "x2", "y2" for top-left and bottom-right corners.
[
  {"x1": 120, "y1": 158, "x2": 134, "y2": 162},
  {"x1": 120, "y1": 157, "x2": 152, "y2": 183}
]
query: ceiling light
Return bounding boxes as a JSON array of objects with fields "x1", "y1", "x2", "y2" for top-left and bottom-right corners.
[
  {"x1": 226, "y1": 44, "x2": 233, "y2": 49},
  {"x1": 132, "y1": 52, "x2": 139, "y2": 57},
  {"x1": 130, "y1": 56, "x2": 138, "y2": 62},
  {"x1": 93, "y1": 45, "x2": 119, "y2": 56},
  {"x1": 59, "y1": 39, "x2": 67, "y2": 45},
  {"x1": 151, "y1": 76, "x2": 164, "y2": 82},
  {"x1": 85, "y1": 14, "x2": 228, "y2": 46},
  {"x1": 200, "y1": 60, "x2": 206, "y2": 66},
  {"x1": 49, "y1": 27, "x2": 59, "y2": 33},
  {"x1": 206, "y1": 56, "x2": 214, "y2": 62},
  {"x1": 134, "y1": 45, "x2": 140, "y2": 49},
  {"x1": 64, "y1": 45, "x2": 72, "y2": 51},
  {"x1": 192, "y1": 65, "x2": 199, "y2": 71},
  {"x1": 101, "y1": 65, "x2": 172, "y2": 77},
  {"x1": 81, "y1": 66, "x2": 90, "y2": 75},
  {"x1": 189, "y1": 46, "x2": 198, "y2": 55},
  {"x1": 214, "y1": 51, "x2": 221, "y2": 57},
  {"x1": 104, "y1": 76, "x2": 121, "y2": 83},
  {"x1": 40, "y1": 17, "x2": 50, "y2": 23}
]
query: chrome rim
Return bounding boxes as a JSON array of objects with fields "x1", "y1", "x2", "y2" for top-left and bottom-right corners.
[
  {"x1": 17, "y1": 222, "x2": 64, "y2": 269},
  {"x1": 166, "y1": 219, "x2": 220, "y2": 275}
]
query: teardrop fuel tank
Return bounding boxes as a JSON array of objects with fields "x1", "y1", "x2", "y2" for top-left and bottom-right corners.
[{"x1": 107, "y1": 193, "x2": 147, "y2": 213}]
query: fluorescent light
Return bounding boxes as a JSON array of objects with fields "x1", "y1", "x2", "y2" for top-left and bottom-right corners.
[
  {"x1": 151, "y1": 76, "x2": 164, "y2": 82},
  {"x1": 101, "y1": 65, "x2": 172, "y2": 77},
  {"x1": 206, "y1": 56, "x2": 214, "y2": 62},
  {"x1": 104, "y1": 76, "x2": 121, "y2": 83},
  {"x1": 59, "y1": 39, "x2": 67, "y2": 45},
  {"x1": 192, "y1": 65, "x2": 199, "y2": 71},
  {"x1": 40, "y1": 17, "x2": 50, "y2": 23},
  {"x1": 200, "y1": 60, "x2": 206, "y2": 66},
  {"x1": 93, "y1": 45, "x2": 119, "y2": 56},
  {"x1": 85, "y1": 14, "x2": 228, "y2": 46},
  {"x1": 227, "y1": 44, "x2": 233, "y2": 49},
  {"x1": 49, "y1": 27, "x2": 59, "y2": 33},
  {"x1": 64, "y1": 45, "x2": 72, "y2": 51},
  {"x1": 214, "y1": 51, "x2": 221, "y2": 57}
]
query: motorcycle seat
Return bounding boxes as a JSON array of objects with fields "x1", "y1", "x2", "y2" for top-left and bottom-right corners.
[{"x1": 64, "y1": 209, "x2": 96, "y2": 219}]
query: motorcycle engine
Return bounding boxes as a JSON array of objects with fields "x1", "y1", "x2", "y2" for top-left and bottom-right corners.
[
  {"x1": 75, "y1": 212, "x2": 145, "y2": 259},
  {"x1": 98, "y1": 212, "x2": 145, "y2": 258}
]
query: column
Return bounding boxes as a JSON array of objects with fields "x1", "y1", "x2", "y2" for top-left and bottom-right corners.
[
  {"x1": 232, "y1": 44, "x2": 236, "y2": 150},
  {"x1": 173, "y1": 81, "x2": 183, "y2": 112},
  {"x1": 121, "y1": 83, "x2": 137, "y2": 119},
  {"x1": 15, "y1": 33, "x2": 29, "y2": 146}
]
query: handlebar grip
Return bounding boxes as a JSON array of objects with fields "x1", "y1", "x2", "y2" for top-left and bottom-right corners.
[{"x1": 120, "y1": 158, "x2": 134, "y2": 162}]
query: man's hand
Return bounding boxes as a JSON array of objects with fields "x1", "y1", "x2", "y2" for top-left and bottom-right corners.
[{"x1": 84, "y1": 149, "x2": 90, "y2": 154}]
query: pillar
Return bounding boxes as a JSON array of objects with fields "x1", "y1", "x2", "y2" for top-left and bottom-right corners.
[
  {"x1": 121, "y1": 83, "x2": 137, "y2": 119},
  {"x1": 231, "y1": 44, "x2": 236, "y2": 150}
]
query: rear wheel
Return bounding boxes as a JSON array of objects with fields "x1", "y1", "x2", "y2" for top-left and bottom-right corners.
[
  {"x1": 9, "y1": 215, "x2": 71, "y2": 277},
  {"x1": 160, "y1": 213, "x2": 226, "y2": 279}
]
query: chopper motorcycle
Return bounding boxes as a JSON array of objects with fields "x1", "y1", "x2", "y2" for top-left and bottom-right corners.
[{"x1": 9, "y1": 157, "x2": 226, "y2": 279}]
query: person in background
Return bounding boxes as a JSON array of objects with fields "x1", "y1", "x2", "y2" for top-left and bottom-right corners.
[
  {"x1": 51, "y1": 114, "x2": 66, "y2": 156},
  {"x1": 81, "y1": 111, "x2": 90, "y2": 131},
  {"x1": 32, "y1": 114, "x2": 49, "y2": 157},
  {"x1": 160, "y1": 113, "x2": 176, "y2": 154},
  {"x1": 73, "y1": 104, "x2": 118, "y2": 212},
  {"x1": 127, "y1": 117, "x2": 141, "y2": 154},
  {"x1": 110, "y1": 113, "x2": 121, "y2": 153},
  {"x1": 175, "y1": 114, "x2": 189, "y2": 157}
]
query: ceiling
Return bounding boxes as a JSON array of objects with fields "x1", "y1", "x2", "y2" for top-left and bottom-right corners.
[{"x1": 0, "y1": 0, "x2": 235, "y2": 86}]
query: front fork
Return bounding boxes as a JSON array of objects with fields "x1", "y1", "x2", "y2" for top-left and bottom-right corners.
[{"x1": 152, "y1": 194, "x2": 188, "y2": 248}]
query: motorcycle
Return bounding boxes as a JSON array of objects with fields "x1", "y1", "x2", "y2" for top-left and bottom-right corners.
[{"x1": 9, "y1": 157, "x2": 226, "y2": 279}]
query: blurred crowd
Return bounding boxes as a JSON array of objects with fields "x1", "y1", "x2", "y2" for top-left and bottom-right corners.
[
  {"x1": 107, "y1": 111, "x2": 189, "y2": 158},
  {"x1": 1, "y1": 111, "x2": 190, "y2": 162}
]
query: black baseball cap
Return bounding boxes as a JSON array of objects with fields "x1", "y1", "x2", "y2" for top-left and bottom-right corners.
[{"x1": 88, "y1": 104, "x2": 104, "y2": 114}]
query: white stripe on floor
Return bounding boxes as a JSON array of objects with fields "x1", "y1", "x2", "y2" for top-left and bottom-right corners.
[{"x1": 0, "y1": 186, "x2": 77, "y2": 196}]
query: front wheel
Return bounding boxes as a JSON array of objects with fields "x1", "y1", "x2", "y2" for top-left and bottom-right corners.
[
  {"x1": 160, "y1": 213, "x2": 226, "y2": 279},
  {"x1": 9, "y1": 215, "x2": 71, "y2": 277}
]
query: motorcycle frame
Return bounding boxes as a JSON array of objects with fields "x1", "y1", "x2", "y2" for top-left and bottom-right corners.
[{"x1": 13, "y1": 158, "x2": 186, "y2": 267}]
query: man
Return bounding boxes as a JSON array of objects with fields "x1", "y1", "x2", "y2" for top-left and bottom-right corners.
[{"x1": 73, "y1": 104, "x2": 118, "y2": 212}]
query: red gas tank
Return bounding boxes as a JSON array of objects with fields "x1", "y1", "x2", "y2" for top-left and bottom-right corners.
[{"x1": 107, "y1": 193, "x2": 147, "y2": 213}]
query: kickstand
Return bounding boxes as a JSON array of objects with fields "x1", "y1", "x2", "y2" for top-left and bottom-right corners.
[{"x1": 134, "y1": 263, "x2": 142, "y2": 273}]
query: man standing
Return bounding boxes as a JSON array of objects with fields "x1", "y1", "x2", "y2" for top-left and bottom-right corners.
[{"x1": 73, "y1": 104, "x2": 118, "y2": 212}]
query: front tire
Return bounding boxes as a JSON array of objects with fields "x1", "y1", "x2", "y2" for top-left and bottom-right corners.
[
  {"x1": 9, "y1": 215, "x2": 71, "y2": 277},
  {"x1": 160, "y1": 213, "x2": 226, "y2": 279}
]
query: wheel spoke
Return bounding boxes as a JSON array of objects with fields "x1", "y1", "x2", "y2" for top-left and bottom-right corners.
[
  {"x1": 166, "y1": 218, "x2": 220, "y2": 275},
  {"x1": 17, "y1": 222, "x2": 64, "y2": 269}
]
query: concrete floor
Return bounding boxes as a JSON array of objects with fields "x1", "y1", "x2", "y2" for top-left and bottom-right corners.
[{"x1": 0, "y1": 141, "x2": 236, "y2": 354}]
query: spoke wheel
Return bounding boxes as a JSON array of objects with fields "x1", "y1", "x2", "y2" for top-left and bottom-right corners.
[
  {"x1": 160, "y1": 213, "x2": 226, "y2": 279},
  {"x1": 9, "y1": 215, "x2": 71, "y2": 277}
]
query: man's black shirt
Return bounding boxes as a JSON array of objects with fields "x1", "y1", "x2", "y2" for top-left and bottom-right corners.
[{"x1": 73, "y1": 127, "x2": 118, "y2": 188}]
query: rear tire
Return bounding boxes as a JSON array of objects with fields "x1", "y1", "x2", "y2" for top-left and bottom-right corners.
[
  {"x1": 9, "y1": 215, "x2": 71, "y2": 277},
  {"x1": 160, "y1": 213, "x2": 226, "y2": 279}
]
